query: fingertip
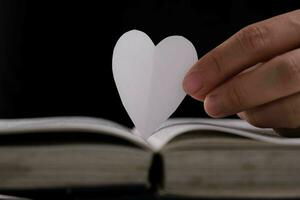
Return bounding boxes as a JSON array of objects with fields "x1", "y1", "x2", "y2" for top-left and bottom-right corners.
[
  {"x1": 237, "y1": 112, "x2": 246, "y2": 120},
  {"x1": 204, "y1": 94, "x2": 224, "y2": 118},
  {"x1": 183, "y1": 71, "x2": 203, "y2": 95}
]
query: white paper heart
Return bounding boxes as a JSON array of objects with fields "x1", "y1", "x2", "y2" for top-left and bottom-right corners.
[{"x1": 113, "y1": 30, "x2": 198, "y2": 139}]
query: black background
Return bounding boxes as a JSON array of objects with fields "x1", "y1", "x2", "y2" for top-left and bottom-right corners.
[{"x1": 0, "y1": 0, "x2": 299, "y2": 128}]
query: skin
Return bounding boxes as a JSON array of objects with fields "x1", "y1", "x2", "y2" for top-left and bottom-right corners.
[{"x1": 183, "y1": 9, "x2": 300, "y2": 129}]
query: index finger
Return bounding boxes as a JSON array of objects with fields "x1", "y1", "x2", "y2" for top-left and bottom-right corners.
[{"x1": 183, "y1": 9, "x2": 300, "y2": 100}]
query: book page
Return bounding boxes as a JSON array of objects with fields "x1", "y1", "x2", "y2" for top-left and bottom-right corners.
[
  {"x1": 147, "y1": 118, "x2": 300, "y2": 151},
  {"x1": 0, "y1": 117, "x2": 151, "y2": 150},
  {"x1": 159, "y1": 118, "x2": 271, "y2": 132}
]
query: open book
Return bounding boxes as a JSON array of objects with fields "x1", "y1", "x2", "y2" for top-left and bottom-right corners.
[{"x1": 1, "y1": 116, "x2": 300, "y2": 198}]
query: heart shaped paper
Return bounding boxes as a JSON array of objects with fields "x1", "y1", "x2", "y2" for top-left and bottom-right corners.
[{"x1": 113, "y1": 30, "x2": 198, "y2": 139}]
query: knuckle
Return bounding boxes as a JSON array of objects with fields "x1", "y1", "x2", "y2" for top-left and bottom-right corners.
[
  {"x1": 236, "y1": 24, "x2": 269, "y2": 53},
  {"x1": 244, "y1": 110, "x2": 264, "y2": 128},
  {"x1": 227, "y1": 85, "x2": 245, "y2": 108},
  {"x1": 285, "y1": 101, "x2": 300, "y2": 129},
  {"x1": 274, "y1": 55, "x2": 300, "y2": 86},
  {"x1": 208, "y1": 49, "x2": 223, "y2": 74},
  {"x1": 285, "y1": 56, "x2": 300, "y2": 82},
  {"x1": 286, "y1": 10, "x2": 300, "y2": 32}
]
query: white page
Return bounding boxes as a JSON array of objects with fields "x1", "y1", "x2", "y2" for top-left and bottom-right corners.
[
  {"x1": 160, "y1": 118, "x2": 271, "y2": 132},
  {"x1": 147, "y1": 118, "x2": 300, "y2": 151},
  {"x1": 113, "y1": 30, "x2": 197, "y2": 139},
  {"x1": 3, "y1": 117, "x2": 300, "y2": 152},
  {"x1": 0, "y1": 117, "x2": 151, "y2": 150},
  {"x1": 113, "y1": 30, "x2": 154, "y2": 139}
]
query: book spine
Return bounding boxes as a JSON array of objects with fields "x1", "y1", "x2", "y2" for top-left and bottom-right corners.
[{"x1": 148, "y1": 153, "x2": 164, "y2": 193}]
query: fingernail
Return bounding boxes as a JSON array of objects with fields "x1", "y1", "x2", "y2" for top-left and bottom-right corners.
[
  {"x1": 204, "y1": 94, "x2": 223, "y2": 117},
  {"x1": 183, "y1": 72, "x2": 203, "y2": 96},
  {"x1": 237, "y1": 112, "x2": 246, "y2": 120}
]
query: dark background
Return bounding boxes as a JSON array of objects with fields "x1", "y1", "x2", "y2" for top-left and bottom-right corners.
[{"x1": 0, "y1": 0, "x2": 299, "y2": 128}]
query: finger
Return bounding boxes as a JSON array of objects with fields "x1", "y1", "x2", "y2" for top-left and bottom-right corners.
[
  {"x1": 238, "y1": 92, "x2": 300, "y2": 129},
  {"x1": 183, "y1": 9, "x2": 300, "y2": 100},
  {"x1": 239, "y1": 62, "x2": 263, "y2": 75},
  {"x1": 204, "y1": 48, "x2": 300, "y2": 117}
]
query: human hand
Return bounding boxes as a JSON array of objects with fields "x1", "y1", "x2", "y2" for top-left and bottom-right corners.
[{"x1": 183, "y1": 9, "x2": 300, "y2": 129}]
